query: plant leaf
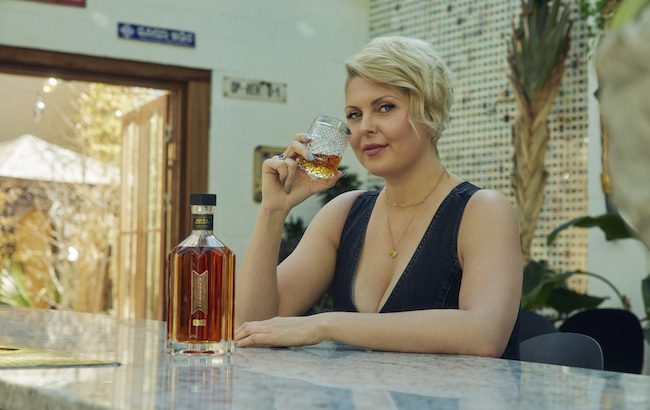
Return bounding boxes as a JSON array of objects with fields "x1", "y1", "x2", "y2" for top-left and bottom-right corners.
[
  {"x1": 522, "y1": 261, "x2": 575, "y2": 310},
  {"x1": 547, "y1": 287, "x2": 606, "y2": 315},
  {"x1": 547, "y1": 213, "x2": 636, "y2": 245},
  {"x1": 642, "y1": 274, "x2": 650, "y2": 319},
  {"x1": 522, "y1": 260, "x2": 547, "y2": 295}
]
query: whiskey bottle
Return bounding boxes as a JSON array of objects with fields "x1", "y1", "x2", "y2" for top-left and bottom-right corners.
[{"x1": 166, "y1": 193, "x2": 235, "y2": 355}]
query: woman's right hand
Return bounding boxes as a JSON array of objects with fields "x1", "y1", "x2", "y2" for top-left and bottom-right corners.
[{"x1": 260, "y1": 133, "x2": 343, "y2": 212}]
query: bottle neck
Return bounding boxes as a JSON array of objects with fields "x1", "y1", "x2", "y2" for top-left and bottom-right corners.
[{"x1": 190, "y1": 204, "x2": 215, "y2": 232}]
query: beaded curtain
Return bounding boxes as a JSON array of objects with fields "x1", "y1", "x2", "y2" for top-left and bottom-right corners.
[{"x1": 369, "y1": 0, "x2": 590, "y2": 284}]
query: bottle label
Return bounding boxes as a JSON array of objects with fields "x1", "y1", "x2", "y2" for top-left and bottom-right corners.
[
  {"x1": 191, "y1": 269, "x2": 208, "y2": 316},
  {"x1": 192, "y1": 214, "x2": 213, "y2": 230}
]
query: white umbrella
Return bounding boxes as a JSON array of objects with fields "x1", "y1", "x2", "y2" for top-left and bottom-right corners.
[{"x1": 0, "y1": 134, "x2": 117, "y2": 185}]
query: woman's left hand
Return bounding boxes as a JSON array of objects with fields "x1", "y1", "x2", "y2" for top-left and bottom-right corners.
[{"x1": 235, "y1": 315, "x2": 325, "y2": 348}]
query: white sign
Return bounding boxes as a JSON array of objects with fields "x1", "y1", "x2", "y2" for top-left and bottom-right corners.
[{"x1": 223, "y1": 77, "x2": 287, "y2": 103}]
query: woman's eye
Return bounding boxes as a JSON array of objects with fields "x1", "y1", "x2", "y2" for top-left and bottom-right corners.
[
  {"x1": 346, "y1": 111, "x2": 360, "y2": 120},
  {"x1": 379, "y1": 103, "x2": 396, "y2": 113}
]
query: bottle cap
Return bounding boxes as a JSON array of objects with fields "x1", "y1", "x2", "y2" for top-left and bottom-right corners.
[{"x1": 190, "y1": 193, "x2": 217, "y2": 206}]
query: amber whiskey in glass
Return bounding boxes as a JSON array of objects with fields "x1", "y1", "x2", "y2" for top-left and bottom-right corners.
[{"x1": 166, "y1": 193, "x2": 235, "y2": 355}]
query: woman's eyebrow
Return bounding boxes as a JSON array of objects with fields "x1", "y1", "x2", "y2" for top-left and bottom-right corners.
[
  {"x1": 345, "y1": 95, "x2": 401, "y2": 111},
  {"x1": 371, "y1": 95, "x2": 400, "y2": 105}
]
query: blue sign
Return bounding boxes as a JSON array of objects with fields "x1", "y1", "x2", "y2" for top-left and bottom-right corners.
[{"x1": 118, "y1": 22, "x2": 195, "y2": 48}]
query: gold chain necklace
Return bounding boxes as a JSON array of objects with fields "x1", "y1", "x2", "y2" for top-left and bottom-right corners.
[
  {"x1": 386, "y1": 169, "x2": 448, "y2": 258},
  {"x1": 385, "y1": 168, "x2": 448, "y2": 208}
]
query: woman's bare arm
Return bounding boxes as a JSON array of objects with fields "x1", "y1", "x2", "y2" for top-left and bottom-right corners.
[
  {"x1": 236, "y1": 190, "x2": 362, "y2": 326},
  {"x1": 236, "y1": 189, "x2": 522, "y2": 357}
]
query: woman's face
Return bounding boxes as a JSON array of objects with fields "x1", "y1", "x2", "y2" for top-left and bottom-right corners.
[{"x1": 344, "y1": 76, "x2": 431, "y2": 177}]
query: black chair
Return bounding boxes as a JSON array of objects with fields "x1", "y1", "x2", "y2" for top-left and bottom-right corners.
[
  {"x1": 559, "y1": 308, "x2": 644, "y2": 374},
  {"x1": 518, "y1": 310, "x2": 558, "y2": 342},
  {"x1": 520, "y1": 332, "x2": 604, "y2": 370}
]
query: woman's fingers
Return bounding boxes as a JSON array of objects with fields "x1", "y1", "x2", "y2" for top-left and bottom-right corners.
[
  {"x1": 235, "y1": 321, "x2": 271, "y2": 340},
  {"x1": 270, "y1": 156, "x2": 298, "y2": 194},
  {"x1": 235, "y1": 320, "x2": 278, "y2": 348},
  {"x1": 282, "y1": 159, "x2": 299, "y2": 194},
  {"x1": 287, "y1": 134, "x2": 314, "y2": 162},
  {"x1": 275, "y1": 158, "x2": 288, "y2": 186},
  {"x1": 294, "y1": 132, "x2": 311, "y2": 144},
  {"x1": 275, "y1": 133, "x2": 311, "y2": 162},
  {"x1": 237, "y1": 333, "x2": 272, "y2": 348},
  {"x1": 261, "y1": 132, "x2": 339, "y2": 204},
  {"x1": 235, "y1": 321, "x2": 277, "y2": 347}
]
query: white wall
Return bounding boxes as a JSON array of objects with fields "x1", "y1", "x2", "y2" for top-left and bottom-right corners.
[
  {"x1": 0, "y1": 0, "x2": 370, "y2": 258},
  {"x1": 586, "y1": 63, "x2": 649, "y2": 319}
]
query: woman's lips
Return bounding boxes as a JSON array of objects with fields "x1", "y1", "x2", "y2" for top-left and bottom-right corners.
[{"x1": 362, "y1": 144, "x2": 387, "y2": 157}]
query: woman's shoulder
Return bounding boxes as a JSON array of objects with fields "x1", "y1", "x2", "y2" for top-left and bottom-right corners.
[
  {"x1": 309, "y1": 190, "x2": 370, "y2": 245},
  {"x1": 462, "y1": 186, "x2": 517, "y2": 226},
  {"x1": 314, "y1": 189, "x2": 378, "y2": 229},
  {"x1": 320, "y1": 189, "x2": 373, "y2": 214},
  {"x1": 467, "y1": 186, "x2": 511, "y2": 206}
]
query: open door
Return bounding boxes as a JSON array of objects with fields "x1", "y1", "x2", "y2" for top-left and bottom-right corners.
[
  {"x1": 0, "y1": 45, "x2": 211, "y2": 320},
  {"x1": 117, "y1": 96, "x2": 169, "y2": 320}
]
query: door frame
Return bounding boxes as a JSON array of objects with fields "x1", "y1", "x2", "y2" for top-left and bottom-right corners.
[{"x1": 0, "y1": 44, "x2": 210, "y2": 250}]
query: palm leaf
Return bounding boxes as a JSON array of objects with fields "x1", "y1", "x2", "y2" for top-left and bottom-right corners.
[{"x1": 509, "y1": 0, "x2": 573, "y2": 105}]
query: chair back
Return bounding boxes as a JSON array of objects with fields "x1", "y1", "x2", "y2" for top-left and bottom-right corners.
[
  {"x1": 519, "y1": 310, "x2": 558, "y2": 342},
  {"x1": 559, "y1": 308, "x2": 644, "y2": 374},
  {"x1": 520, "y1": 332, "x2": 604, "y2": 370}
]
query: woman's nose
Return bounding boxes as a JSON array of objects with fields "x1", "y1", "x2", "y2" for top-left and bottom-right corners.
[{"x1": 360, "y1": 115, "x2": 376, "y2": 135}]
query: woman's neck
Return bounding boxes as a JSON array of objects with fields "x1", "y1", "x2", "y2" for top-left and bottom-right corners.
[{"x1": 382, "y1": 153, "x2": 447, "y2": 206}]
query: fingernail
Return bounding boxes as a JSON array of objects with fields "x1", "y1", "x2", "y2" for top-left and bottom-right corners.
[
  {"x1": 307, "y1": 152, "x2": 315, "y2": 161},
  {"x1": 285, "y1": 186, "x2": 292, "y2": 194}
]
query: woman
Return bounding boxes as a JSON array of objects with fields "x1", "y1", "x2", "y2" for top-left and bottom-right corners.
[{"x1": 235, "y1": 36, "x2": 522, "y2": 359}]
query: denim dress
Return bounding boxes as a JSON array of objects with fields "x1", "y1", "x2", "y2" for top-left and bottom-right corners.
[{"x1": 331, "y1": 182, "x2": 520, "y2": 360}]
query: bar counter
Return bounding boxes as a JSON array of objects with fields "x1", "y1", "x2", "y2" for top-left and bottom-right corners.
[{"x1": 1, "y1": 307, "x2": 649, "y2": 409}]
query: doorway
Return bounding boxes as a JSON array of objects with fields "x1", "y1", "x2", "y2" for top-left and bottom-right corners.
[{"x1": 0, "y1": 45, "x2": 211, "y2": 320}]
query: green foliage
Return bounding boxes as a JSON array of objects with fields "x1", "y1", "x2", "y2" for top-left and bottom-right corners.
[
  {"x1": 547, "y1": 287, "x2": 607, "y2": 315},
  {"x1": 543, "y1": 211, "x2": 650, "y2": 342},
  {"x1": 642, "y1": 274, "x2": 650, "y2": 320},
  {"x1": 282, "y1": 216, "x2": 307, "y2": 249},
  {"x1": 0, "y1": 262, "x2": 33, "y2": 308},
  {"x1": 522, "y1": 260, "x2": 616, "y2": 321},
  {"x1": 547, "y1": 212, "x2": 636, "y2": 245},
  {"x1": 315, "y1": 165, "x2": 363, "y2": 206},
  {"x1": 610, "y1": 0, "x2": 650, "y2": 28},
  {"x1": 510, "y1": 0, "x2": 573, "y2": 104},
  {"x1": 577, "y1": 0, "x2": 650, "y2": 39},
  {"x1": 577, "y1": 0, "x2": 619, "y2": 35}
]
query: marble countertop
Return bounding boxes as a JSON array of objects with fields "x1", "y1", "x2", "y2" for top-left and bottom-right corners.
[{"x1": 1, "y1": 307, "x2": 649, "y2": 409}]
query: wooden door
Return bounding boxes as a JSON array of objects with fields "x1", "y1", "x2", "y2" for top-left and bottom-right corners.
[{"x1": 117, "y1": 96, "x2": 169, "y2": 320}]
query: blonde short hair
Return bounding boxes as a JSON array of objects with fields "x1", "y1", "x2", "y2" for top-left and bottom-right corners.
[{"x1": 345, "y1": 36, "x2": 454, "y2": 146}]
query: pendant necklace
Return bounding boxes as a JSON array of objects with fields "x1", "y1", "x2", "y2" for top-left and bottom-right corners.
[{"x1": 386, "y1": 168, "x2": 448, "y2": 258}]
